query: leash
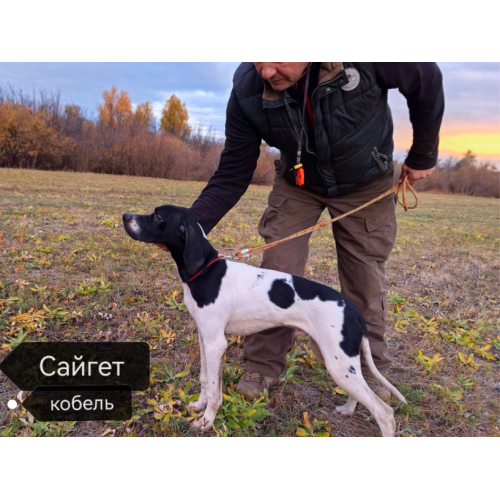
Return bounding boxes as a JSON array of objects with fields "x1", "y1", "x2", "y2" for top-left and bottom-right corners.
[{"x1": 220, "y1": 175, "x2": 418, "y2": 261}]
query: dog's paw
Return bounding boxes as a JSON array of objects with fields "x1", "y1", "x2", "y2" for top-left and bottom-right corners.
[
  {"x1": 190, "y1": 416, "x2": 213, "y2": 432},
  {"x1": 335, "y1": 405, "x2": 354, "y2": 416},
  {"x1": 187, "y1": 400, "x2": 207, "y2": 413}
]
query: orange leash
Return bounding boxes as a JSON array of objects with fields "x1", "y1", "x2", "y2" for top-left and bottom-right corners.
[{"x1": 221, "y1": 176, "x2": 418, "y2": 261}]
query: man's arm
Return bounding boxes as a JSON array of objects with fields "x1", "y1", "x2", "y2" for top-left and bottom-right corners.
[
  {"x1": 190, "y1": 89, "x2": 262, "y2": 234},
  {"x1": 373, "y1": 62, "x2": 444, "y2": 182}
]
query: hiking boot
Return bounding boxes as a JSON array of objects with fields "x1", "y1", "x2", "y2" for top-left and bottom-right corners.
[
  {"x1": 364, "y1": 375, "x2": 392, "y2": 400},
  {"x1": 235, "y1": 371, "x2": 279, "y2": 399}
]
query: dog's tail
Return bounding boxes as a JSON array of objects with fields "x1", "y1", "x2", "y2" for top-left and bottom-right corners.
[{"x1": 361, "y1": 336, "x2": 407, "y2": 404}]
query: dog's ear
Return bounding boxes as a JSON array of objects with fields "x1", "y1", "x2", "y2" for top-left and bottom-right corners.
[{"x1": 182, "y1": 218, "x2": 205, "y2": 277}]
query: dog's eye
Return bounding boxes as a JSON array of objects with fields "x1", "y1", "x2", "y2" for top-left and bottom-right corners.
[{"x1": 155, "y1": 212, "x2": 163, "y2": 221}]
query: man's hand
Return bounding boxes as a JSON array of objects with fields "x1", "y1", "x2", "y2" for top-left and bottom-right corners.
[
  {"x1": 153, "y1": 243, "x2": 169, "y2": 252},
  {"x1": 399, "y1": 163, "x2": 435, "y2": 185}
]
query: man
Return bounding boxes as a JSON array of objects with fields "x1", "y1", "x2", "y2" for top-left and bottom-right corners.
[{"x1": 183, "y1": 63, "x2": 444, "y2": 398}]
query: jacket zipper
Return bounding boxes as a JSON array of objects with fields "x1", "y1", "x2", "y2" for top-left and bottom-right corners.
[
  {"x1": 286, "y1": 70, "x2": 347, "y2": 174},
  {"x1": 307, "y1": 71, "x2": 347, "y2": 180}
]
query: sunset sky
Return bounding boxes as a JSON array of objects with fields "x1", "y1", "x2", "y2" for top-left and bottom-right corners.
[{"x1": 1, "y1": 62, "x2": 498, "y2": 164}]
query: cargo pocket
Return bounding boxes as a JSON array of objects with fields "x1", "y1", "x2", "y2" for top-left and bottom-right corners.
[
  {"x1": 258, "y1": 193, "x2": 287, "y2": 241},
  {"x1": 365, "y1": 202, "x2": 397, "y2": 261}
]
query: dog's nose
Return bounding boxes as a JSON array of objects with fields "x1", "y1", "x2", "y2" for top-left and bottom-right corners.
[{"x1": 123, "y1": 213, "x2": 133, "y2": 222}]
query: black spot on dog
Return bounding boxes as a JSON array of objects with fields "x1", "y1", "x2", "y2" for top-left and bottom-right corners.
[
  {"x1": 335, "y1": 356, "x2": 338, "y2": 360},
  {"x1": 292, "y1": 275, "x2": 342, "y2": 303},
  {"x1": 348, "y1": 365, "x2": 356, "y2": 374},
  {"x1": 345, "y1": 375, "x2": 348, "y2": 378},
  {"x1": 339, "y1": 304, "x2": 367, "y2": 358},
  {"x1": 187, "y1": 259, "x2": 228, "y2": 308},
  {"x1": 268, "y1": 279, "x2": 295, "y2": 309}
]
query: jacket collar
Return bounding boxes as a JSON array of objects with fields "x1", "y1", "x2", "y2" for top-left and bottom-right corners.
[{"x1": 262, "y1": 62, "x2": 344, "y2": 102}]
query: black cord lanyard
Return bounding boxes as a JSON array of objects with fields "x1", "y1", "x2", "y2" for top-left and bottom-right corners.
[{"x1": 283, "y1": 63, "x2": 311, "y2": 186}]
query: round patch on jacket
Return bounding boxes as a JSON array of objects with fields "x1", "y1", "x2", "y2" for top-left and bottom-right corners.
[{"x1": 341, "y1": 68, "x2": 360, "y2": 91}]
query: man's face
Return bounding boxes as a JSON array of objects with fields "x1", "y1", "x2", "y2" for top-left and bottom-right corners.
[{"x1": 254, "y1": 62, "x2": 309, "y2": 91}]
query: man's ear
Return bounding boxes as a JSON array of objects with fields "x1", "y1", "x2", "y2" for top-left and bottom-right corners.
[{"x1": 182, "y1": 219, "x2": 205, "y2": 276}]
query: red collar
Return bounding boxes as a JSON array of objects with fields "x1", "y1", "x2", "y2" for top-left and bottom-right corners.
[{"x1": 182, "y1": 256, "x2": 223, "y2": 283}]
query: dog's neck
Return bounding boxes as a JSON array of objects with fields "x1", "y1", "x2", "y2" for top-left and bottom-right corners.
[{"x1": 170, "y1": 239, "x2": 219, "y2": 283}]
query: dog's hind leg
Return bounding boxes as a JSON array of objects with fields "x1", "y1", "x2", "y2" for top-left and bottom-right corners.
[
  {"x1": 312, "y1": 331, "x2": 395, "y2": 436},
  {"x1": 328, "y1": 366, "x2": 396, "y2": 437},
  {"x1": 339, "y1": 377, "x2": 395, "y2": 437},
  {"x1": 306, "y1": 329, "x2": 357, "y2": 414},
  {"x1": 191, "y1": 329, "x2": 227, "y2": 431},
  {"x1": 335, "y1": 395, "x2": 358, "y2": 416},
  {"x1": 188, "y1": 334, "x2": 208, "y2": 413}
]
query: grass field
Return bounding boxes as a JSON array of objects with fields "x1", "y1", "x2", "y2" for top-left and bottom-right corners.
[{"x1": 0, "y1": 168, "x2": 499, "y2": 437}]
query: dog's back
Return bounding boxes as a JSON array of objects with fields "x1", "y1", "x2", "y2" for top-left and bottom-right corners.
[{"x1": 184, "y1": 260, "x2": 366, "y2": 357}]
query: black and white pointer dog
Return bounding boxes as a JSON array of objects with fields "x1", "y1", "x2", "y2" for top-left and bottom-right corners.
[{"x1": 123, "y1": 205, "x2": 406, "y2": 437}]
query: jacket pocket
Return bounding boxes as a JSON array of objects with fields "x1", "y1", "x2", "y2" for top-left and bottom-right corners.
[{"x1": 371, "y1": 147, "x2": 390, "y2": 173}]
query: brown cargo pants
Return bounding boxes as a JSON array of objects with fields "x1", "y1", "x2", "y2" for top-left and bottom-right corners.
[{"x1": 243, "y1": 170, "x2": 397, "y2": 378}]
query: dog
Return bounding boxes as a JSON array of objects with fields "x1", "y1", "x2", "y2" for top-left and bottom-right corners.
[{"x1": 123, "y1": 205, "x2": 406, "y2": 437}]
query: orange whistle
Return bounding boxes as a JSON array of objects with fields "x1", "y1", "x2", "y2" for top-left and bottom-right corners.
[
  {"x1": 294, "y1": 163, "x2": 304, "y2": 186},
  {"x1": 297, "y1": 168, "x2": 304, "y2": 186}
]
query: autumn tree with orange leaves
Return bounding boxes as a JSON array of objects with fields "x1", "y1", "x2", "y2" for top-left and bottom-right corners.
[
  {"x1": 160, "y1": 94, "x2": 190, "y2": 136},
  {"x1": 134, "y1": 101, "x2": 154, "y2": 129},
  {"x1": 98, "y1": 86, "x2": 133, "y2": 128}
]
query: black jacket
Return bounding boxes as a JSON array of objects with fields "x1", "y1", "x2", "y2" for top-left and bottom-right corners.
[{"x1": 192, "y1": 62, "x2": 444, "y2": 234}]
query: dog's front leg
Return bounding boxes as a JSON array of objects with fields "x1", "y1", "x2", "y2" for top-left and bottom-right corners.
[
  {"x1": 188, "y1": 334, "x2": 208, "y2": 413},
  {"x1": 191, "y1": 330, "x2": 227, "y2": 431}
]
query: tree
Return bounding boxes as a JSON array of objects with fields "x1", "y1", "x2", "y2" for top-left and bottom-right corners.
[
  {"x1": 63, "y1": 104, "x2": 92, "y2": 138},
  {"x1": 0, "y1": 102, "x2": 74, "y2": 169},
  {"x1": 456, "y1": 150, "x2": 477, "y2": 169},
  {"x1": 134, "y1": 101, "x2": 154, "y2": 129},
  {"x1": 98, "y1": 86, "x2": 132, "y2": 128},
  {"x1": 64, "y1": 104, "x2": 81, "y2": 119},
  {"x1": 160, "y1": 94, "x2": 190, "y2": 136}
]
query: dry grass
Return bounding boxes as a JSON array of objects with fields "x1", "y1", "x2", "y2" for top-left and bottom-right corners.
[{"x1": 1, "y1": 168, "x2": 499, "y2": 437}]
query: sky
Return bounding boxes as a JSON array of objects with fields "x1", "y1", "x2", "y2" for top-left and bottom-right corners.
[{"x1": 1, "y1": 62, "x2": 498, "y2": 164}]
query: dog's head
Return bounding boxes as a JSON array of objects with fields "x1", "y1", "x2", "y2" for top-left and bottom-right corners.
[{"x1": 123, "y1": 205, "x2": 215, "y2": 278}]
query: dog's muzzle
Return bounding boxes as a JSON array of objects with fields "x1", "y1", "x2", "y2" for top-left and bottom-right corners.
[{"x1": 123, "y1": 213, "x2": 142, "y2": 239}]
